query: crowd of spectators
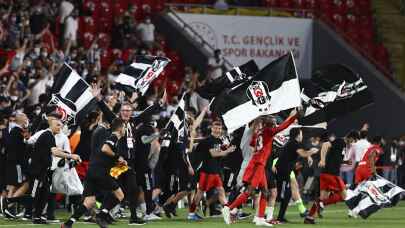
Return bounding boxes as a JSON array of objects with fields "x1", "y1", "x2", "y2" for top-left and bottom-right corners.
[{"x1": 0, "y1": 1, "x2": 404, "y2": 222}]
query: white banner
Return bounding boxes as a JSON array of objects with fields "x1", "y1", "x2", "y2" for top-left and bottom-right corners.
[{"x1": 177, "y1": 13, "x2": 313, "y2": 78}]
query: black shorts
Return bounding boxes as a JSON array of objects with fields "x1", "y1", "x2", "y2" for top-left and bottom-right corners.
[
  {"x1": 6, "y1": 163, "x2": 26, "y2": 186},
  {"x1": 136, "y1": 170, "x2": 154, "y2": 191},
  {"x1": 178, "y1": 167, "x2": 195, "y2": 192},
  {"x1": 223, "y1": 168, "x2": 239, "y2": 192},
  {"x1": 83, "y1": 172, "x2": 120, "y2": 197},
  {"x1": 266, "y1": 168, "x2": 277, "y2": 189}
]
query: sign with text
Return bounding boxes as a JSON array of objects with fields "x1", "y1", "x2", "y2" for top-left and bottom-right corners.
[{"x1": 178, "y1": 13, "x2": 313, "y2": 78}]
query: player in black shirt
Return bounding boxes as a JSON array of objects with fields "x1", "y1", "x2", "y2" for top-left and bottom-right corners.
[
  {"x1": 161, "y1": 108, "x2": 207, "y2": 218},
  {"x1": 2, "y1": 113, "x2": 30, "y2": 219},
  {"x1": 134, "y1": 120, "x2": 160, "y2": 220},
  {"x1": 275, "y1": 128, "x2": 318, "y2": 223},
  {"x1": 304, "y1": 133, "x2": 348, "y2": 224},
  {"x1": 188, "y1": 120, "x2": 236, "y2": 220},
  {"x1": 62, "y1": 118, "x2": 127, "y2": 228}
]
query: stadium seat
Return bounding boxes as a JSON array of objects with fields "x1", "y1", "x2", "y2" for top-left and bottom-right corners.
[{"x1": 263, "y1": 0, "x2": 280, "y2": 8}]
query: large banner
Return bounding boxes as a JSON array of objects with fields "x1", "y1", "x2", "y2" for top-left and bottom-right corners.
[{"x1": 178, "y1": 13, "x2": 313, "y2": 78}]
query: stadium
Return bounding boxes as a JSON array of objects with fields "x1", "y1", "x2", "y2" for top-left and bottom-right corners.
[{"x1": 0, "y1": 0, "x2": 404, "y2": 228}]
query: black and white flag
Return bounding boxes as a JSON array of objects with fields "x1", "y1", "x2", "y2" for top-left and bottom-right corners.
[
  {"x1": 161, "y1": 93, "x2": 187, "y2": 149},
  {"x1": 50, "y1": 63, "x2": 98, "y2": 126},
  {"x1": 301, "y1": 64, "x2": 373, "y2": 125},
  {"x1": 115, "y1": 55, "x2": 171, "y2": 95},
  {"x1": 196, "y1": 60, "x2": 259, "y2": 100},
  {"x1": 210, "y1": 52, "x2": 301, "y2": 133},
  {"x1": 345, "y1": 175, "x2": 405, "y2": 219}
]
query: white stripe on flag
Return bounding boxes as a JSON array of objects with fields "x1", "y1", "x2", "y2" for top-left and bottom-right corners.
[
  {"x1": 226, "y1": 72, "x2": 235, "y2": 83},
  {"x1": 171, "y1": 114, "x2": 182, "y2": 130},
  {"x1": 75, "y1": 88, "x2": 94, "y2": 111},
  {"x1": 116, "y1": 73, "x2": 137, "y2": 87},
  {"x1": 222, "y1": 78, "x2": 301, "y2": 133},
  {"x1": 130, "y1": 62, "x2": 150, "y2": 71},
  {"x1": 59, "y1": 71, "x2": 80, "y2": 97}
]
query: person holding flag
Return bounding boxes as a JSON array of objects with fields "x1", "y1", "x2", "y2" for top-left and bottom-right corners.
[{"x1": 222, "y1": 109, "x2": 299, "y2": 226}]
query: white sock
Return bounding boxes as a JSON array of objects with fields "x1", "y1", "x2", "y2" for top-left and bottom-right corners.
[
  {"x1": 140, "y1": 203, "x2": 147, "y2": 213},
  {"x1": 266, "y1": 206, "x2": 274, "y2": 221}
]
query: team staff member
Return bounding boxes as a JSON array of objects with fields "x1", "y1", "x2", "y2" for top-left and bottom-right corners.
[
  {"x1": 29, "y1": 113, "x2": 81, "y2": 224},
  {"x1": 274, "y1": 128, "x2": 317, "y2": 223},
  {"x1": 134, "y1": 119, "x2": 161, "y2": 221},
  {"x1": 62, "y1": 118, "x2": 127, "y2": 228},
  {"x1": 3, "y1": 113, "x2": 28, "y2": 218},
  {"x1": 3, "y1": 113, "x2": 29, "y2": 219},
  {"x1": 188, "y1": 120, "x2": 236, "y2": 220},
  {"x1": 304, "y1": 132, "x2": 349, "y2": 224},
  {"x1": 116, "y1": 92, "x2": 166, "y2": 224}
]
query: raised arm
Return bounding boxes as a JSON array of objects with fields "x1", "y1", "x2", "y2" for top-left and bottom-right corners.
[
  {"x1": 270, "y1": 109, "x2": 298, "y2": 135},
  {"x1": 192, "y1": 106, "x2": 208, "y2": 131}
]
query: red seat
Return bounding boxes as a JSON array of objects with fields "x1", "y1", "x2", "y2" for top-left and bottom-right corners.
[
  {"x1": 346, "y1": 29, "x2": 361, "y2": 45},
  {"x1": 82, "y1": 32, "x2": 96, "y2": 49},
  {"x1": 98, "y1": 33, "x2": 111, "y2": 49},
  {"x1": 263, "y1": 0, "x2": 279, "y2": 8},
  {"x1": 79, "y1": 16, "x2": 98, "y2": 36},
  {"x1": 359, "y1": 27, "x2": 374, "y2": 43},
  {"x1": 305, "y1": 0, "x2": 316, "y2": 9},
  {"x1": 153, "y1": 0, "x2": 166, "y2": 12},
  {"x1": 356, "y1": 0, "x2": 371, "y2": 15},
  {"x1": 332, "y1": 0, "x2": 348, "y2": 15},
  {"x1": 122, "y1": 48, "x2": 136, "y2": 63},
  {"x1": 279, "y1": 0, "x2": 293, "y2": 8},
  {"x1": 345, "y1": 13, "x2": 358, "y2": 30},
  {"x1": 360, "y1": 40, "x2": 375, "y2": 56},
  {"x1": 332, "y1": 13, "x2": 346, "y2": 31},
  {"x1": 295, "y1": 0, "x2": 307, "y2": 9},
  {"x1": 100, "y1": 48, "x2": 113, "y2": 70},
  {"x1": 374, "y1": 43, "x2": 390, "y2": 68}
]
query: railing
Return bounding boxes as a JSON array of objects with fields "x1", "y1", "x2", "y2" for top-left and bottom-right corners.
[
  {"x1": 165, "y1": 7, "x2": 234, "y2": 69},
  {"x1": 165, "y1": 3, "x2": 394, "y2": 81}
]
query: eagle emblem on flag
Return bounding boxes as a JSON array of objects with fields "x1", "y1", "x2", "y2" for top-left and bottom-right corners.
[
  {"x1": 246, "y1": 80, "x2": 272, "y2": 112},
  {"x1": 49, "y1": 94, "x2": 77, "y2": 125}
]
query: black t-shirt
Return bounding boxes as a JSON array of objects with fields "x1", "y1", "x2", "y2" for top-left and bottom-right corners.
[
  {"x1": 223, "y1": 130, "x2": 243, "y2": 171},
  {"x1": 276, "y1": 139, "x2": 304, "y2": 178},
  {"x1": 134, "y1": 124, "x2": 155, "y2": 172},
  {"x1": 88, "y1": 134, "x2": 119, "y2": 175},
  {"x1": 322, "y1": 138, "x2": 346, "y2": 176},
  {"x1": 6, "y1": 126, "x2": 26, "y2": 164},
  {"x1": 200, "y1": 136, "x2": 223, "y2": 174},
  {"x1": 75, "y1": 123, "x2": 96, "y2": 162},
  {"x1": 91, "y1": 125, "x2": 110, "y2": 156},
  {"x1": 30, "y1": 130, "x2": 55, "y2": 177}
]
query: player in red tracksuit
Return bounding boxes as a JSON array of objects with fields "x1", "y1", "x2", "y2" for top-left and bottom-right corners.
[
  {"x1": 222, "y1": 110, "x2": 298, "y2": 226},
  {"x1": 355, "y1": 136, "x2": 383, "y2": 184}
]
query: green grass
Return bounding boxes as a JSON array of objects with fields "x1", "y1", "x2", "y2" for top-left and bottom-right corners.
[{"x1": 1, "y1": 202, "x2": 405, "y2": 227}]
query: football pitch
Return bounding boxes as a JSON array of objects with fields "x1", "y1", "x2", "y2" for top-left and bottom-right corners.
[{"x1": 0, "y1": 202, "x2": 404, "y2": 228}]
